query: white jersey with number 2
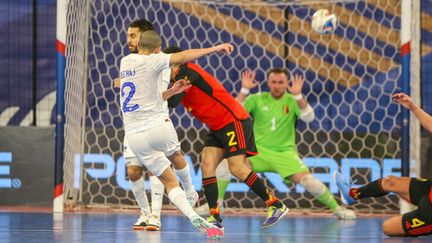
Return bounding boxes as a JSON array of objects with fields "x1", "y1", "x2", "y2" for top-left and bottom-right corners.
[{"x1": 119, "y1": 52, "x2": 172, "y2": 135}]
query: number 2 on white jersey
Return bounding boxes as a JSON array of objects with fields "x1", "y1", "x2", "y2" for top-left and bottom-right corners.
[{"x1": 121, "y1": 82, "x2": 139, "y2": 113}]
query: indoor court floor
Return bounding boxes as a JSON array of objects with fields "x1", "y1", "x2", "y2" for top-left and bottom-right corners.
[{"x1": 0, "y1": 209, "x2": 431, "y2": 243}]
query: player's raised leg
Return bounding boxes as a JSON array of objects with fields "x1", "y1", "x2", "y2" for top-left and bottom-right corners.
[
  {"x1": 168, "y1": 151, "x2": 199, "y2": 207},
  {"x1": 158, "y1": 167, "x2": 223, "y2": 240},
  {"x1": 334, "y1": 172, "x2": 411, "y2": 205},
  {"x1": 335, "y1": 174, "x2": 432, "y2": 237}
]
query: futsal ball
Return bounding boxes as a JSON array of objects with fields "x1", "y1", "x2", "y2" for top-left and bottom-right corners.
[{"x1": 311, "y1": 9, "x2": 338, "y2": 34}]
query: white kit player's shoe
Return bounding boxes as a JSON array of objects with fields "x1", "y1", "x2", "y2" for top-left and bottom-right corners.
[
  {"x1": 190, "y1": 215, "x2": 224, "y2": 240},
  {"x1": 146, "y1": 215, "x2": 161, "y2": 231},
  {"x1": 133, "y1": 213, "x2": 149, "y2": 230}
]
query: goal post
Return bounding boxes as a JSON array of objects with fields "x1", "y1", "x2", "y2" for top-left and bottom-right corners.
[{"x1": 59, "y1": 0, "x2": 421, "y2": 213}]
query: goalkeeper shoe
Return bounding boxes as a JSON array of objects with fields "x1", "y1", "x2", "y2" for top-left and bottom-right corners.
[
  {"x1": 146, "y1": 215, "x2": 161, "y2": 231},
  {"x1": 334, "y1": 206, "x2": 357, "y2": 220},
  {"x1": 190, "y1": 215, "x2": 224, "y2": 240},
  {"x1": 334, "y1": 171, "x2": 356, "y2": 205},
  {"x1": 132, "y1": 213, "x2": 149, "y2": 230},
  {"x1": 187, "y1": 189, "x2": 199, "y2": 208},
  {"x1": 206, "y1": 215, "x2": 224, "y2": 232},
  {"x1": 261, "y1": 203, "x2": 289, "y2": 228}
]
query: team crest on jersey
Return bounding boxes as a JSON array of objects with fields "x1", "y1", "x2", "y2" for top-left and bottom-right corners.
[
  {"x1": 262, "y1": 106, "x2": 269, "y2": 112},
  {"x1": 283, "y1": 105, "x2": 289, "y2": 114}
]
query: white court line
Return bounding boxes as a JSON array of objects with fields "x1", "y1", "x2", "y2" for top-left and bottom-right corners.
[{"x1": 0, "y1": 228, "x2": 388, "y2": 239}]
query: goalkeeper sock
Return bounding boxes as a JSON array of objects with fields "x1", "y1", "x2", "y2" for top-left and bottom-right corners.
[
  {"x1": 217, "y1": 178, "x2": 230, "y2": 201},
  {"x1": 349, "y1": 179, "x2": 387, "y2": 199},
  {"x1": 316, "y1": 189, "x2": 338, "y2": 211},
  {"x1": 299, "y1": 174, "x2": 338, "y2": 211}
]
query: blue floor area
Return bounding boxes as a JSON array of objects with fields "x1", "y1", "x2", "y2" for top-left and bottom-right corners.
[{"x1": 0, "y1": 212, "x2": 430, "y2": 243}]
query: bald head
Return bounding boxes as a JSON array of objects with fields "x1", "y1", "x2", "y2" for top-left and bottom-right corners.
[{"x1": 139, "y1": 30, "x2": 162, "y2": 52}]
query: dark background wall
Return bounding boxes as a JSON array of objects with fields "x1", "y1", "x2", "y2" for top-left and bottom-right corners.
[{"x1": 0, "y1": 0, "x2": 56, "y2": 126}]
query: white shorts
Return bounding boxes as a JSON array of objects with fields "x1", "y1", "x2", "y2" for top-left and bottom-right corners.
[
  {"x1": 123, "y1": 137, "x2": 141, "y2": 167},
  {"x1": 126, "y1": 120, "x2": 180, "y2": 177}
]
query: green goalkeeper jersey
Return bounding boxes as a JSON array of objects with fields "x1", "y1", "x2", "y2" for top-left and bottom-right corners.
[{"x1": 244, "y1": 92, "x2": 300, "y2": 152}]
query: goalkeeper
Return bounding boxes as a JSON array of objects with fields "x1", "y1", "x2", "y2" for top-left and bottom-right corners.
[{"x1": 213, "y1": 68, "x2": 356, "y2": 219}]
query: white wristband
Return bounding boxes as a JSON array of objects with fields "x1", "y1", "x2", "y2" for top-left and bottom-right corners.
[
  {"x1": 294, "y1": 94, "x2": 303, "y2": 100},
  {"x1": 240, "y1": 87, "x2": 250, "y2": 95}
]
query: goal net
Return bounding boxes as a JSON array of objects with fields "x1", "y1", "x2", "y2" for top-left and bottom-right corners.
[{"x1": 64, "y1": 0, "x2": 414, "y2": 213}]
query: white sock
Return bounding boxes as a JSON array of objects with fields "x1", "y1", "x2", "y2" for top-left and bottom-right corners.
[
  {"x1": 168, "y1": 187, "x2": 197, "y2": 219},
  {"x1": 130, "y1": 176, "x2": 151, "y2": 216},
  {"x1": 150, "y1": 175, "x2": 164, "y2": 217},
  {"x1": 174, "y1": 164, "x2": 195, "y2": 194}
]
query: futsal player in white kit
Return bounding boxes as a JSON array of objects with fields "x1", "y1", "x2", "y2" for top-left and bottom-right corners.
[{"x1": 119, "y1": 30, "x2": 233, "y2": 240}]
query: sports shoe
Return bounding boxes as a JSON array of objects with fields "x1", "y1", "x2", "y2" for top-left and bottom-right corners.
[
  {"x1": 146, "y1": 215, "x2": 161, "y2": 231},
  {"x1": 333, "y1": 171, "x2": 356, "y2": 205},
  {"x1": 334, "y1": 206, "x2": 357, "y2": 220},
  {"x1": 132, "y1": 213, "x2": 149, "y2": 230},
  {"x1": 206, "y1": 215, "x2": 224, "y2": 232},
  {"x1": 190, "y1": 215, "x2": 224, "y2": 240},
  {"x1": 187, "y1": 189, "x2": 199, "y2": 208},
  {"x1": 261, "y1": 203, "x2": 289, "y2": 228}
]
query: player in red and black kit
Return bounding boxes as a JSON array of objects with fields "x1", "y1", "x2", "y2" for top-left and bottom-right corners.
[
  {"x1": 164, "y1": 46, "x2": 288, "y2": 229},
  {"x1": 335, "y1": 92, "x2": 432, "y2": 237}
]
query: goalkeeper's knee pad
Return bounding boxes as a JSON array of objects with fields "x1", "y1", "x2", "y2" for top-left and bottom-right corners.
[{"x1": 299, "y1": 174, "x2": 326, "y2": 197}]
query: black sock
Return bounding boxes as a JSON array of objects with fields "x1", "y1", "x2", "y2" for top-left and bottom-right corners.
[
  {"x1": 349, "y1": 179, "x2": 388, "y2": 199},
  {"x1": 202, "y1": 176, "x2": 221, "y2": 221},
  {"x1": 244, "y1": 171, "x2": 282, "y2": 208}
]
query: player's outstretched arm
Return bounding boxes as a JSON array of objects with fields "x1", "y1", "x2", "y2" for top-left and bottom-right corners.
[
  {"x1": 393, "y1": 92, "x2": 432, "y2": 133},
  {"x1": 169, "y1": 43, "x2": 234, "y2": 65},
  {"x1": 288, "y1": 74, "x2": 314, "y2": 122},
  {"x1": 162, "y1": 79, "x2": 191, "y2": 100},
  {"x1": 236, "y1": 69, "x2": 259, "y2": 102}
]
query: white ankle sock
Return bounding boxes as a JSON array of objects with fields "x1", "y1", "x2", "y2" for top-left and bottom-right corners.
[
  {"x1": 150, "y1": 175, "x2": 164, "y2": 217},
  {"x1": 129, "y1": 176, "x2": 151, "y2": 216},
  {"x1": 174, "y1": 164, "x2": 195, "y2": 194},
  {"x1": 167, "y1": 187, "x2": 197, "y2": 219}
]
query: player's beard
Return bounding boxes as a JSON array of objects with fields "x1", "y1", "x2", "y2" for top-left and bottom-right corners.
[
  {"x1": 128, "y1": 44, "x2": 138, "y2": 54},
  {"x1": 129, "y1": 47, "x2": 138, "y2": 54}
]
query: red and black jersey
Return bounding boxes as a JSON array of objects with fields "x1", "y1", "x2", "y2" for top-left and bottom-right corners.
[{"x1": 168, "y1": 62, "x2": 249, "y2": 131}]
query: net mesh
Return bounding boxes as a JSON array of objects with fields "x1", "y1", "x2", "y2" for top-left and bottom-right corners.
[
  {"x1": 63, "y1": 0, "x2": 88, "y2": 207},
  {"x1": 64, "y1": 0, "x2": 405, "y2": 213}
]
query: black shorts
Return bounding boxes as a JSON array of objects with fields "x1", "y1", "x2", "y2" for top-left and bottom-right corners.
[
  {"x1": 204, "y1": 118, "x2": 258, "y2": 158},
  {"x1": 401, "y1": 178, "x2": 432, "y2": 237}
]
